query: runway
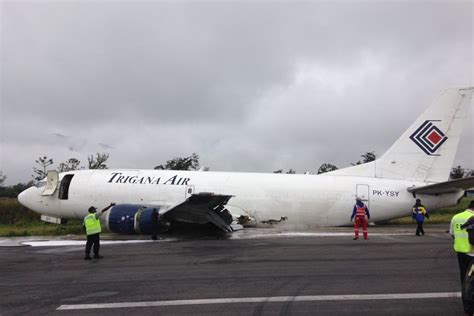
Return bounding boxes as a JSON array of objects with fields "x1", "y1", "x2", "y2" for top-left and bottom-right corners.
[{"x1": 0, "y1": 225, "x2": 464, "y2": 315}]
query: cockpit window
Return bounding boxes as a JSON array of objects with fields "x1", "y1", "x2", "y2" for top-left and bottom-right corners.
[
  {"x1": 58, "y1": 174, "x2": 74, "y2": 200},
  {"x1": 35, "y1": 181, "x2": 46, "y2": 188}
]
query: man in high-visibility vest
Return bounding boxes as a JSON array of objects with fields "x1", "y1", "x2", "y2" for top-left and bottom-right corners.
[
  {"x1": 450, "y1": 200, "x2": 474, "y2": 315},
  {"x1": 83, "y1": 202, "x2": 115, "y2": 260},
  {"x1": 350, "y1": 197, "x2": 370, "y2": 240}
]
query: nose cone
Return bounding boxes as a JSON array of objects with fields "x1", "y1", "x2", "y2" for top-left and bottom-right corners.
[
  {"x1": 17, "y1": 189, "x2": 27, "y2": 206},
  {"x1": 18, "y1": 187, "x2": 34, "y2": 209}
]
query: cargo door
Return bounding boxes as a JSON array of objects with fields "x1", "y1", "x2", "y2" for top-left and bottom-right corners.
[
  {"x1": 42, "y1": 170, "x2": 58, "y2": 196},
  {"x1": 356, "y1": 184, "x2": 370, "y2": 208}
]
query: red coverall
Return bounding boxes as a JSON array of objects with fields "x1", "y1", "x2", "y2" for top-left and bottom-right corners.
[{"x1": 352, "y1": 204, "x2": 370, "y2": 240}]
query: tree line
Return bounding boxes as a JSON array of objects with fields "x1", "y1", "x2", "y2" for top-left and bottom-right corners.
[
  {"x1": 0, "y1": 151, "x2": 471, "y2": 198},
  {"x1": 281, "y1": 151, "x2": 377, "y2": 175},
  {"x1": 33, "y1": 153, "x2": 110, "y2": 181},
  {"x1": 0, "y1": 153, "x2": 110, "y2": 197}
]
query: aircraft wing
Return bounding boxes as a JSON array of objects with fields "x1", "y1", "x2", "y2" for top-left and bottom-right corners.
[
  {"x1": 160, "y1": 193, "x2": 235, "y2": 232},
  {"x1": 408, "y1": 176, "x2": 474, "y2": 195}
]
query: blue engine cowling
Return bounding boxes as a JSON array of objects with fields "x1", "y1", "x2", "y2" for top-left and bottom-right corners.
[{"x1": 105, "y1": 204, "x2": 161, "y2": 234}]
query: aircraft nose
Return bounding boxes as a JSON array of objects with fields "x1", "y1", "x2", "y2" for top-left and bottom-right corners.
[
  {"x1": 18, "y1": 187, "x2": 32, "y2": 208},
  {"x1": 18, "y1": 190, "x2": 26, "y2": 206}
]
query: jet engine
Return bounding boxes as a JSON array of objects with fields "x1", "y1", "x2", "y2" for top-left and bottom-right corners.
[{"x1": 102, "y1": 204, "x2": 161, "y2": 234}]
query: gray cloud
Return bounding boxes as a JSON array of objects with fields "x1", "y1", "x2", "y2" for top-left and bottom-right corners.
[{"x1": 1, "y1": 0, "x2": 472, "y2": 184}]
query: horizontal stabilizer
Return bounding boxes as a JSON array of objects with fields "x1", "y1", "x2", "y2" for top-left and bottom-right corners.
[
  {"x1": 408, "y1": 176, "x2": 474, "y2": 195},
  {"x1": 161, "y1": 193, "x2": 234, "y2": 232}
]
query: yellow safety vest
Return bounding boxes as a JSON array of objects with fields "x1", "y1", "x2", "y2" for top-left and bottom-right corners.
[
  {"x1": 451, "y1": 210, "x2": 474, "y2": 253},
  {"x1": 84, "y1": 213, "x2": 101, "y2": 235}
]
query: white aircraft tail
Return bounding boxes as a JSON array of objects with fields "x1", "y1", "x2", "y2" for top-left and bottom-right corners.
[{"x1": 331, "y1": 87, "x2": 473, "y2": 183}]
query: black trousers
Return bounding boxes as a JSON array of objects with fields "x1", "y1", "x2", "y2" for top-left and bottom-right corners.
[
  {"x1": 85, "y1": 233, "x2": 100, "y2": 256},
  {"x1": 151, "y1": 224, "x2": 158, "y2": 240},
  {"x1": 415, "y1": 222, "x2": 424, "y2": 235},
  {"x1": 457, "y1": 253, "x2": 474, "y2": 314}
]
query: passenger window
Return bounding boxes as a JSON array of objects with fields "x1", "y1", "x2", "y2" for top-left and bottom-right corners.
[{"x1": 58, "y1": 174, "x2": 74, "y2": 200}]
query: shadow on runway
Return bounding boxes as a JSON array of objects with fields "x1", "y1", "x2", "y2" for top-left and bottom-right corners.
[{"x1": 164, "y1": 221, "x2": 232, "y2": 240}]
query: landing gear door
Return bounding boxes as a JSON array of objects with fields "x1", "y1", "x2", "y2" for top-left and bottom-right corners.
[
  {"x1": 185, "y1": 185, "x2": 194, "y2": 199},
  {"x1": 356, "y1": 184, "x2": 370, "y2": 208},
  {"x1": 42, "y1": 170, "x2": 59, "y2": 196}
]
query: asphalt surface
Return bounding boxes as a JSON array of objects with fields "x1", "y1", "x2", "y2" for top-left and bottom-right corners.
[{"x1": 0, "y1": 224, "x2": 466, "y2": 315}]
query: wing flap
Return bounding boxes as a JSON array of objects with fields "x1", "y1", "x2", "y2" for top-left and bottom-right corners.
[
  {"x1": 161, "y1": 193, "x2": 235, "y2": 232},
  {"x1": 408, "y1": 176, "x2": 474, "y2": 195}
]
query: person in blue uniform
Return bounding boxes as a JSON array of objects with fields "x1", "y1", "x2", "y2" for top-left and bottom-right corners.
[
  {"x1": 412, "y1": 199, "x2": 429, "y2": 236},
  {"x1": 151, "y1": 208, "x2": 160, "y2": 240}
]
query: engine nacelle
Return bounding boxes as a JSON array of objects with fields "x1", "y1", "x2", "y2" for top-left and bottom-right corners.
[{"x1": 103, "y1": 204, "x2": 161, "y2": 234}]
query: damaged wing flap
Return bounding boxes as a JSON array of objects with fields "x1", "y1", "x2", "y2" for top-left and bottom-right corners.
[
  {"x1": 408, "y1": 176, "x2": 474, "y2": 195},
  {"x1": 162, "y1": 193, "x2": 235, "y2": 232}
]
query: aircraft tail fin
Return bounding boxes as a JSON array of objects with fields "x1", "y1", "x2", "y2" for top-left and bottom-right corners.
[{"x1": 330, "y1": 87, "x2": 473, "y2": 183}]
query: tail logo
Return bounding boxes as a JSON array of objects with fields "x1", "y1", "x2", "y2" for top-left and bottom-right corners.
[{"x1": 409, "y1": 120, "x2": 448, "y2": 156}]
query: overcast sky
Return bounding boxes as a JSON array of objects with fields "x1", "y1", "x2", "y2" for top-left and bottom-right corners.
[{"x1": 0, "y1": 0, "x2": 473, "y2": 185}]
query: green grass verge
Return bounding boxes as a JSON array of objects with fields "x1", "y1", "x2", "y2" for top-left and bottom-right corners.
[
  {"x1": 388, "y1": 197, "x2": 473, "y2": 225},
  {"x1": 0, "y1": 197, "x2": 83, "y2": 237},
  {"x1": 0, "y1": 221, "x2": 83, "y2": 237}
]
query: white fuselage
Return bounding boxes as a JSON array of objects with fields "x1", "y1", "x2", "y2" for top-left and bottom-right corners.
[
  {"x1": 17, "y1": 88, "x2": 472, "y2": 230},
  {"x1": 18, "y1": 169, "x2": 462, "y2": 228}
]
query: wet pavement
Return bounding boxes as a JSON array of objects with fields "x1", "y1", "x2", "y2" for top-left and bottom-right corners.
[{"x1": 0, "y1": 224, "x2": 463, "y2": 315}]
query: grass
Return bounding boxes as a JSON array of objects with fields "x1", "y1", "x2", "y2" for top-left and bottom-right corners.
[
  {"x1": 387, "y1": 197, "x2": 473, "y2": 225},
  {"x1": 0, "y1": 197, "x2": 83, "y2": 237},
  {"x1": 0, "y1": 222, "x2": 83, "y2": 237}
]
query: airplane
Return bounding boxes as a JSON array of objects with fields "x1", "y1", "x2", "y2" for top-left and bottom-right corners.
[{"x1": 18, "y1": 87, "x2": 474, "y2": 234}]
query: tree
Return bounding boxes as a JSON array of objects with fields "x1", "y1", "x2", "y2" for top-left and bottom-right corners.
[
  {"x1": 88, "y1": 153, "x2": 109, "y2": 169},
  {"x1": 33, "y1": 156, "x2": 54, "y2": 181},
  {"x1": 450, "y1": 165, "x2": 471, "y2": 180},
  {"x1": 317, "y1": 163, "x2": 338, "y2": 174},
  {"x1": 361, "y1": 151, "x2": 376, "y2": 163},
  {"x1": 0, "y1": 171, "x2": 6, "y2": 186},
  {"x1": 351, "y1": 151, "x2": 376, "y2": 166},
  {"x1": 155, "y1": 153, "x2": 200, "y2": 171},
  {"x1": 273, "y1": 169, "x2": 296, "y2": 174},
  {"x1": 0, "y1": 181, "x2": 34, "y2": 198},
  {"x1": 58, "y1": 158, "x2": 81, "y2": 172}
]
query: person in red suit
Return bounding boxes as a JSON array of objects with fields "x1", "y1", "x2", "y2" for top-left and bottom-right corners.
[{"x1": 351, "y1": 197, "x2": 370, "y2": 240}]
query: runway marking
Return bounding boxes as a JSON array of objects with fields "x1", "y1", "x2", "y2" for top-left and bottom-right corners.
[
  {"x1": 22, "y1": 240, "x2": 156, "y2": 247},
  {"x1": 57, "y1": 292, "x2": 461, "y2": 310}
]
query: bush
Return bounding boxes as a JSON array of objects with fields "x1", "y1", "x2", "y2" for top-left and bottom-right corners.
[
  {"x1": 0, "y1": 182, "x2": 33, "y2": 198},
  {"x1": 0, "y1": 198, "x2": 83, "y2": 236},
  {"x1": 0, "y1": 198, "x2": 40, "y2": 225}
]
